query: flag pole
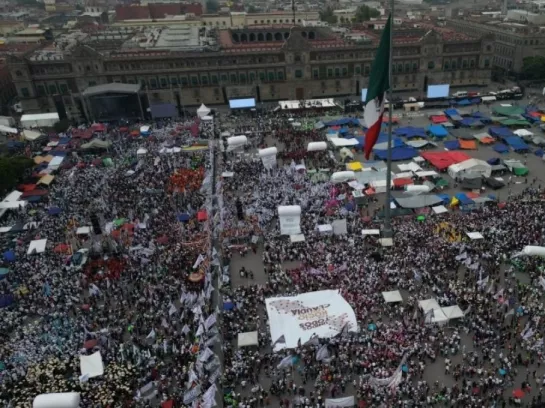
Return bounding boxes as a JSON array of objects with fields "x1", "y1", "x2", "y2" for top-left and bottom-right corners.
[{"x1": 383, "y1": 0, "x2": 395, "y2": 240}]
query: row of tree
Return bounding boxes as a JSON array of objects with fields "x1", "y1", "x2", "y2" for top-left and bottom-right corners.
[
  {"x1": 0, "y1": 157, "x2": 34, "y2": 196},
  {"x1": 319, "y1": 5, "x2": 380, "y2": 25}
]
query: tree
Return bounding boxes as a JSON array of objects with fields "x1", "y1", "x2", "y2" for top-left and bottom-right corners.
[
  {"x1": 353, "y1": 5, "x2": 380, "y2": 23},
  {"x1": 0, "y1": 156, "x2": 34, "y2": 195},
  {"x1": 319, "y1": 7, "x2": 338, "y2": 24},
  {"x1": 521, "y1": 56, "x2": 545, "y2": 80},
  {"x1": 206, "y1": 0, "x2": 219, "y2": 13},
  {"x1": 247, "y1": 5, "x2": 257, "y2": 13}
]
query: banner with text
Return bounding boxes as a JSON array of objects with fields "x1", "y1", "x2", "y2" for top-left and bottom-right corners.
[{"x1": 265, "y1": 289, "x2": 357, "y2": 351}]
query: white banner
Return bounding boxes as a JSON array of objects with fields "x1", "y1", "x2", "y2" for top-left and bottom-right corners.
[
  {"x1": 325, "y1": 396, "x2": 355, "y2": 408},
  {"x1": 265, "y1": 290, "x2": 357, "y2": 351},
  {"x1": 278, "y1": 205, "x2": 301, "y2": 235},
  {"x1": 261, "y1": 154, "x2": 277, "y2": 169}
]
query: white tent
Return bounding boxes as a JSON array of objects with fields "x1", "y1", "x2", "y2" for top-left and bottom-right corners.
[
  {"x1": 361, "y1": 229, "x2": 380, "y2": 235},
  {"x1": 331, "y1": 171, "x2": 356, "y2": 183},
  {"x1": 0, "y1": 124, "x2": 17, "y2": 134},
  {"x1": 33, "y1": 393, "x2": 81, "y2": 408},
  {"x1": 418, "y1": 298, "x2": 440, "y2": 314},
  {"x1": 227, "y1": 136, "x2": 248, "y2": 151},
  {"x1": 330, "y1": 138, "x2": 359, "y2": 148},
  {"x1": 448, "y1": 158, "x2": 491, "y2": 179},
  {"x1": 441, "y1": 305, "x2": 465, "y2": 319},
  {"x1": 237, "y1": 331, "x2": 258, "y2": 347},
  {"x1": 258, "y1": 147, "x2": 278, "y2": 157},
  {"x1": 197, "y1": 104, "x2": 211, "y2": 118},
  {"x1": 317, "y1": 224, "x2": 333, "y2": 233},
  {"x1": 513, "y1": 246, "x2": 545, "y2": 258},
  {"x1": 202, "y1": 115, "x2": 213, "y2": 121},
  {"x1": 76, "y1": 226, "x2": 91, "y2": 235},
  {"x1": 23, "y1": 129, "x2": 43, "y2": 141},
  {"x1": 427, "y1": 308, "x2": 448, "y2": 325},
  {"x1": 137, "y1": 148, "x2": 148, "y2": 155},
  {"x1": 28, "y1": 239, "x2": 47, "y2": 255},
  {"x1": 432, "y1": 205, "x2": 448, "y2": 214},
  {"x1": 466, "y1": 232, "x2": 484, "y2": 240},
  {"x1": 289, "y1": 234, "x2": 305, "y2": 242},
  {"x1": 514, "y1": 129, "x2": 533, "y2": 137},
  {"x1": 307, "y1": 142, "x2": 327, "y2": 151},
  {"x1": 382, "y1": 290, "x2": 403, "y2": 303}
]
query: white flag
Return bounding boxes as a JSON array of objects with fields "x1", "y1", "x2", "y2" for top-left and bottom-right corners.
[
  {"x1": 146, "y1": 329, "x2": 156, "y2": 340},
  {"x1": 505, "y1": 308, "x2": 514, "y2": 318},
  {"x1": 168, "y1": 302, "x2": 177, "y2": 316},
  {"x1": 204, "y1": 313, "x2": 217, "y2": 330},
  {"x1": 316, "y1": 344, "x2": 329, "y2": 361}
]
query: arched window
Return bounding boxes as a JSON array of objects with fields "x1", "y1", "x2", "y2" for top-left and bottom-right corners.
[
  {"x1": 274, "y1": 32, "x2": 282, "y2": 41},
  {"x1": 428, "y1": 61, "x2": 435, "y2": 69},
  {"x1": 257, "y1": 33, "x2": 264, "y2": 41},
  {"x1": 266, "y1": 33, "x2": 273, "y2": 41}
]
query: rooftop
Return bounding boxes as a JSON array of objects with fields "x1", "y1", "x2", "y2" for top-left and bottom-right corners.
[{"x1": 115, "y1": 3, "x2": 203, "y2": 21}]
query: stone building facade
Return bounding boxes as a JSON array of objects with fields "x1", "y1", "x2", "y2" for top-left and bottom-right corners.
[{"x1": 7, "y1": 26, "x2": 494, "y2": 121}]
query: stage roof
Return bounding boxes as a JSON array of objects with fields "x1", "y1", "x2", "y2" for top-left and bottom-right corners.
[{"x1": 83, "y1": 83, "x2": 141, "y2": 97}]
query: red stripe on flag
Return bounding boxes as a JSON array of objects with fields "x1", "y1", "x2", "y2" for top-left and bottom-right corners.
[{"x1": 364, "y1": 111, "x2": 384, "y2": 160}]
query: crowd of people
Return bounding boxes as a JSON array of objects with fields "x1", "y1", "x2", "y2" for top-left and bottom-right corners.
[
  {"x1": 217, "y1": 107, "x2": 545, "y2": 408},
  {"x1": 0, "y1": 118, "x2": 221, "y2": 407}
]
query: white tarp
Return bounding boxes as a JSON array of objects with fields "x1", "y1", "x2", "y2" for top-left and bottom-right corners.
[
  {"x1": 325, "y1": 396, "x2": 355, "y2": 408},
  {"x1": 382, "y1": 290, "x2": 403, "y2": 303},
  {"x1": 258, "y1": 147, "x2": 278, "y2": 169},
  {"x1": 21, "y1": 112, "x2": 59, "y2": 128},
  {"x1": 0, "y1": 125, "x2": 17, "y2": 134},
  {"x1": 467, "y1": 232, "x2": 484, "y2": 240},
  {"x1": 23, "y1": 129, "x2": 43, "y2": 141},
  {"x1": 331, "y1": 171, "x2": 355, "y2": 183},
  {"x1": 330, "y1": 138, "x2": 359, "y2": 147},
  {"x1": 362, "y1": 229, "x2": 380, "y2": 235},
  {"x1": 33, "y1": 393, "x2": 81, "y2": 408},
  {"x1": 513, "y1": 246, "x2": 545, "y2": 258},
  {"x1": 0, "y1": 201, "x2": 27, "y2": 209},
  {"x1": 76, "y1": 226, "x2": 91, "y2": 235},
  {"x1": 318, "y1": 224, "x2": 333, "y2": 233},
  {"x1": 290, "y1": 234, "x2": 305, "y2": 243},
  {"x1": 278, "y1": 205, "x2": 301, "y2": 235},
  {"x1": 237, "y1": 331, "x2": 258, "y2": 347},
  {"x1": 415, "y1": 170, "x2": 438, "y2": 178},
  {"x1": 27, "y1": 239, "x2": 47, "y2": 255},
  {"x1": 441, "y1": 305, "x2": 465, "y2": 319},
  {"x1": 3, "y1": 191, "x2": 22, "y2": 202},
  {"x1": 265, "y1": 290, "x2": 357, "y2": 351},
  {"x1": 405, "y1": 184, "x2": 430, "y2": 194},
  {"x1": 137, "y1": 148, "x2": 148, "y2": 155},
  {"x1": 432, "y1": 205, "x2": 448, "y2": 214},
  {"x1": 331, "y1": 219, "x2": 347, "y2": 235},
  {"x1": 79, "y1": 351, "x2": 104, "y2": 378},
  {"x1": 307, "y1": 142, "x2": 327, "y2": 151},
  {"x1": 398, "y1": 162, "x2": 422, "y2": 172}
]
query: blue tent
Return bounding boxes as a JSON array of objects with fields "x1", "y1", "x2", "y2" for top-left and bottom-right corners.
[
  {"x1": 3, "y1": 251, "x2": 15, "y2": 262},
  {"x1": 470, "y1": 98, "x2": 481, "y2": 105},
  {"x1": 436, "y1": 194, "x2": 450, "y2": 205},
  {"x1": 489, "y1": 127, "x2": 513, "y2": 138},
  {"x1": 374, "y1": 147, "x2": 418, "y2": 161},
  {"x1": 454, "y1": 193, "x2": 474, "y2": 205},
  {"x1": 444, "y1": 108, "x2": 459, "y2": 117},
  {"x1": 487, "y1": 157, "x2": 501, "y2": 165},
  {"x1": 354, "y1": 136, "x2": 365, "y2": 149},
  {"x1": 223, "y1": 301, "x2": 235, "y2": 311},
  {"x1": 523, "y1": 114, "x2": 540, "y2": 123},
  {"x1": 396, "y1": 126, "x2": 427, "y2": 139},
  {"x1": 0, "y1": 294, "x2": 14, "y2": 308},
  {"x1": 472, "y1": 112, "x2": 491, "y2": 123},
  {"x1": 324, "y1": 118, "x2": 360, "y2": 127},
  {"x1": 58, "y1": 137, "x2": 70, "y2": 145},
  {"x1": 177, "y1": 213, "x2": 190, "y2": 222},
  {"x1": 48, "y1": 207, "x2": 61, "y2": 215},
  {"x1": 427, "y1": 125, "x2": 448, "y2": 138},
  {"x1": 457, "y1": 99, "x2": 471, "y2": 106},
  {"x1": 444, "y1": 140, "x2": 460, "y2": 150},
  {"x1": 460, "y1": 118, "x2": 481, "y2": 127},
  {"x1": 493, "y1": 143, "x2": 509, "y2": 154},
  {"x1": 535, "y1": 149, "x2": 544, "y2": 158},
  {"x1": 50, "y1": 150, "x2": 68, "y2": 157},
  {"x1": 504, "y1": 136, "x2": 529, "y2": 151}
]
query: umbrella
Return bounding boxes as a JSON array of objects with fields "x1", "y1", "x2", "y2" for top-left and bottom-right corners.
[
  {"x1": 512, "y1": 389, "x2": 525, "y2": 399},
  {"x1": 367, "y1": 323, "x2": 377, "y2": 331},
  {"x1": 113, "y1": 218, "x2": 127, "y2": 227},
  {"x1": 499, "y1": 368, "x2": 506, "y2": 376},
  {"x1": 223, "y1": 301, "x2": 235, "y2": 311},
  {"x1": 417, "y1": 215, "x2": 426, "y2": 221},
  {"x1": 3, "y1": 250, "x2": 15, "y2": 262},
  {"x1": 177, "y1": 213, "x2": 190, "y2": 222},
  {"x1": 401, "y1": 364, "x2": 408, "y2": 373},
  {"x1": 48, "y1": 207, "x2": 61, "y2": 215},
  {"x1": 0, "y1": 268, "x2": 8, "y2": 280}
]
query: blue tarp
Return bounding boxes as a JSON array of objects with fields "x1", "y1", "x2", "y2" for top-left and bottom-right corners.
[
  {"x1": 0, "y1": 294, "x2": 14, "y2": 308},
  {"x1": 48, "y1": 207, "x2": 61, "y2": 215},
  {"x1": 223, "y1": 301, "x2": 235, "y2": 311},
  {"x1": 436, "y1": 194, "x2": 450, "y2": 205},
  {"x1": 489, "y1": 127, "x2": 513, "y2": 138},
  {"x1": 523, "y1": 114, "x2": 540, "y2": 123},
  {"x1": 444, "y1": 140, "x2": 460, "y2": 150},
  {"x1": 50, "y1": 150, "x2": 68, "y2": 157},
  {"x1": 493, "y1": 143, "x2": 509, "y2": 154},
  {"x1": 396, "y1": 126, "x2": 427, "y2": 138},
  {"x1": 339, "y1": 127, "x2": 350, "y2": 134},
  {"x1": 470, "y1": 98, "x2": 481, "y2": 105},
  {"x1": 7, "y1": 141, "x2": 24, "y2": 149},
  {"x1": 26, "y1": 196, "x2": 42, "y2": 203},
  {"x1": 177, "y1": 213, "x2": 190, "y2": 222},
  {"x1": 58, "y1": 137, "x2": 70, "y2": 145},
  {"x1": 374, "y1": 147, "x2": 418, "y2": 161},
  {"x1": 444, "y1": 108, "x2": 459, "y2": 117},
  {"x1": 460, "y1": 118, "x2": 481, "y2": 127},
  {"x1": 427, "y1": 125, "x2": 448, "y2": 138},
  {"x1": 535, "y1": 149, "x2": 544, "y2": 158},
  {"x1": 373, "y1": 138, "x2": 405, "y2": 150},
  {"x1": 504, "y1": 136, "x2": 529, "y2": 151},
  {"x1": 487, "y1": 157, "x2": 501, "y2": 165},
  {"x1": 454, "y1": 193, "x2": 474, "y2": 205},
  {"x1": 457, "y1": 99, "x2": 471, "y2": 106},
  {"x1": 472, "y1": 112, "x2": 491, "y2": 123},
  {"x1": 3, "y1": 251, "x2": 15, "y2": 262}
]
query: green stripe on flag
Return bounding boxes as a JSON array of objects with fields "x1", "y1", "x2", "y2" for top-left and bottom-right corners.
[{"x1": 365, "y1": 15, "x2": 392, "y2": 104}]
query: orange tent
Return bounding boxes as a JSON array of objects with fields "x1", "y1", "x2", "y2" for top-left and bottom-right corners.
[
  {"x1": 465, "y1": 192, "x2": 480, "y2": 199},
  {"x1": 479, "y1": 136, "x2": 495, "y2": 144},
  {"x1": 459, "y1": 140, "x2": 477, "y2": 150}
]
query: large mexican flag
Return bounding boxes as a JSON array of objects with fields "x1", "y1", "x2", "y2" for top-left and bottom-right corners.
[{"x1": 363, "y1": 15, "x2": 392, "y2": 159}]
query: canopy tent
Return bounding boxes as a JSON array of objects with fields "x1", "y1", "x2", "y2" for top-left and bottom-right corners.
[
  {"x1": 473, "y1": 133, "x2": 495, "y2": 144},
  {"x1": 418, "y1": 298, "x2": 441, "y2": 314},
  {"x1": 420, "y1": 151, "x2": 471, "y2": 171},
  {"x1": 514, "y1": 129, "x2": 533, "y2": 138},
  {"x1": 339, "y1": 147, "x2": 354, "y2": 161},
  {"x1": 430, "y1": 115, "x2": 448, "y2": 124},
  {"x1": 492, "y1": 105, "x2": 525, "y2": 116},
  {"x1": 459, "y1": 140, "x2": 477, "y2": 149},
  {"x1": 23, "y1": 129, "x2": 43, "y2": 141},
  {"x1": 237, "y1": 331, "x2": 258, "y2": 347},
  {"x1": 307, "y1": 142, "x2": 327, "y2": 151},
  {"x1": 137, "y1": 148, "x2": 148, "y2": 155},
  {"x1": 427, "y1": 308, "x2": 449, "y2": 325},
  {"x1": 374, "y1": 147, "x2": 418, "y2": 161},
  {"x1": 258, "y1": 147, "x2": 278, "y2": 157},
  {"x1": 448, "y1": 158, "x2": 491, "y2": 179},
  {"x1": 503, "y1": 136, "x2": 529, "y2": 151},
  {"x1": 406, "y1": 140, "x2": 436, "y2": 149},
  {"x1": 504, "y1": 159, "x2": 529, "y2": 176},
  {"x1": 444, "y1": 108, "x2": 459, "y2": 117},
  {"x1": 197, "y1": 104, "x2": 211, "y2": 118},
  {"x1": 395, "y1": 126, "x2": 426, "y2": 138},
  {"x1": 427, "y1": 125, "x2": 448, "y2": 138},
  {"x1": 501, "y1": 118, "x2": 530, "y2": 127},
  {"x1": 444, "y1": 140, "x2": 460, "y2": 150},
  {"x1": 329, "y1": 138, "x2": 359, "y2": 148},
  {"x1": 395, "y1": 195, "x2": 443, "y2": 209},
  {"x1": 489, "y1": 127, "x2": 513, "y2": 138},
  {"x1": 227, "y1": 136, "x2": 248, "y2": 151},
  {"x1": 432, "y1": 205, "x2": 448, "y2": 214},
  {"x1": 467, "y1": 232, "x2": 484, "y2": 240},
  {"x1": 382, "y1": 290, "x2": 403, "y2": 303}
]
